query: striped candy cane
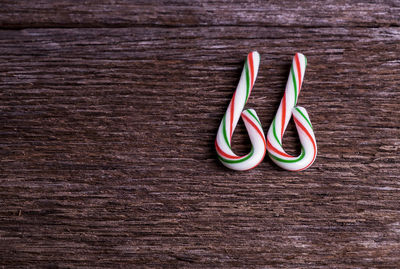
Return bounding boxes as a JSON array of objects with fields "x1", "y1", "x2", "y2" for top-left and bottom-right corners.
[
  {"x1": 215, "y1": 51, "x2": 266, "y2": 171},
  {"x1": 267, "y1": 53, "x2": 317, "y2": 171}
]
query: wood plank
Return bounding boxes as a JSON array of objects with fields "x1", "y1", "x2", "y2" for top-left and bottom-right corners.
[
  {"x1": 0, "y1": 0, "x2": 399, "y2": 28},
  {"x1": 1, "y1": 26, "x2": 400, "y2": 267}
]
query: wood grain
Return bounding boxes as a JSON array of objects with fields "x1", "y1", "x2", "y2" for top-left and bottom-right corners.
[
  {"x1": 0, "y1": 1, "x2": 400, "y2": 268},
  {"x1": 1, "y1": 0, "x2": 400, "y2": 28}
]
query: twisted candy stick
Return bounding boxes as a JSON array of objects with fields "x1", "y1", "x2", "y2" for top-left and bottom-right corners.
[
  {"x1": 215, "y1": 51, "x2": 266, "y2": 171},
  {"x1": 267, "y1": 53, "x2": 317, "y2": 171}
]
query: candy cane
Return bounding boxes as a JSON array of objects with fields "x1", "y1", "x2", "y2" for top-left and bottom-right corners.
[
  {"x1": 215, "y1": 51, "x2": 266, "y2": 171},
  {"x1": 266, "y1": 53, "x2": 317, "y2": 171}
]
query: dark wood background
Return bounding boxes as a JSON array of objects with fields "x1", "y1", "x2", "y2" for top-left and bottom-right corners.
[{"x1": 1, "y1": 1, "x2": 400, "y2": 268}]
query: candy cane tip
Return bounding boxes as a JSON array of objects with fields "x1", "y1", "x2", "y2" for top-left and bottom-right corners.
[
  {"x1": 295, "y1": 53, "x2": 307, "y2": 68},
  {"x1": 293, "y1": 106, "x2": 307, "y2": 114},
  {"x1": 249, "y1": 51, "x2": 259, "y2": 56},
  {"x1": 293, "y1": 107, "x2": 312, "y2": 126},
  {"x1": 242, "y1": 108, "x2": 256, "y2": 115},
  {"x1": 249, "y1": 51, "x2": 260, "y2": 62}
]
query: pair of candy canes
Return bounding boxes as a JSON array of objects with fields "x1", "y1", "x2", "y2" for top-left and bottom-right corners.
[{"x1": 215, "y1": 52, "x2": 317, "y2": 171}]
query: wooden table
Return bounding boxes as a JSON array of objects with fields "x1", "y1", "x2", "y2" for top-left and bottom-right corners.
[{"x1": 1, "y1": 1, "x2": 400, "y2": 268}]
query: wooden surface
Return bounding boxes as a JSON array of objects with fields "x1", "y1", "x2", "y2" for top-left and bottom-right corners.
[{"x1": 1, "y1": 1, "x2": 400, "y2": 268}]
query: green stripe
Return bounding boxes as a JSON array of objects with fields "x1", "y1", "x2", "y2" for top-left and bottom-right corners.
[
  {"x1": 222, "y1": 114, "x2": 230, "y2": 148},
  {"x1": 246, "y1": 109, "x2": 261, "y2": 127},
  {"x1": 245, "y1": 61, "x2": 250, "y2": 102},
  {"x1": 291, "y1": 66, "x2": 298, "y2": 105},
  {"x1": 295, "y1": 107, "x2": 313, "y2": 130},
  {"x1": 272, "y1": 118, "x2": 282, "y2": 147},
  {"x1": 304, "y1": 56, "x2": 307, "y2": 67},
  {"x1": 218, "y1": 147, "x2": 254, "y2": 164},
  {"x1": 269, "y1": 147, "x2": 305, "y2": 163}
]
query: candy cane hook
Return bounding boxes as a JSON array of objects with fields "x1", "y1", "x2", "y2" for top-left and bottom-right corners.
[
  {"x1": 215, "y1": 51, "x2": 267, "y2": 171},
  {"x1": 266, "y1": 53, "x2": 317, "y2": 171}
]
